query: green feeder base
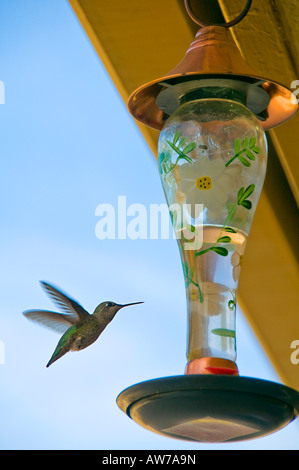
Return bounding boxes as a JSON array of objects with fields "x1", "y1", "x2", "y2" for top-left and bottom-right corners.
[{"x1": 117, "y1": 375, "x2": 299, "y2": 443}]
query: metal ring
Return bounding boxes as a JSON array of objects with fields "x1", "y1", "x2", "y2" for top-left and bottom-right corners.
[{"x1": 184, "y1": 0, "x2": 253, "y2": 28}]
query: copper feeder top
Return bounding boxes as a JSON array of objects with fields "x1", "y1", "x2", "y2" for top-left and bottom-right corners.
[{"x1": 128, "y1": 26, "x2": 298, "y2": 131}]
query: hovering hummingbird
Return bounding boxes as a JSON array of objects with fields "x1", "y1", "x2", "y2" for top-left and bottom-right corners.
[{"x1": 23, "y1": 281, "x2": 143, "y2": 367}]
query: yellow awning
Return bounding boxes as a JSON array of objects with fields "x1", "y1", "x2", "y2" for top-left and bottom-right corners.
[{"x1": 68, "y1": 0, "x2": 299, "y2": 389}]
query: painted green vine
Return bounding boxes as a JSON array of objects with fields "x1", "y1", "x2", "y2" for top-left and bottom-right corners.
[
  {"x1": 159, "y1": 130, "x2": 196, "y2": 174},
  {"x1": 225, "y1": 136, "x2": 261, "y2": 167},
  {"x1": 161, "y1": 132, "x2": 260, "y2": 338},
  {"x1": 195, "y1": 183, "x2": 256, "y2": 259}
]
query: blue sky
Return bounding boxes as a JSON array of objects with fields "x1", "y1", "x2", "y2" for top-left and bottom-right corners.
[{"x1": 0, "y1": 0, "x2": 298, "y2": 450}]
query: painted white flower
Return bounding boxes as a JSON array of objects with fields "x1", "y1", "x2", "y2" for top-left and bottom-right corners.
[
  {"x1": 178, "y1": 156, "x2": 241, "y2": 215},
  {"x1": 199, "y1": 282, "x2": 227, "y2": 316},
  {"x1": 231, "y1": 247, "x2": 245, "y2": 282}
]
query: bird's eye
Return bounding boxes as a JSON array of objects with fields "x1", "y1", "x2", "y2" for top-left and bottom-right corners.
[{"x1": 106, "y1": 302, "x2": 113, "y2": 307}]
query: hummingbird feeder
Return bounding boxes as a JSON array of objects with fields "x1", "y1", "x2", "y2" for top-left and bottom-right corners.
[{"x1": 117, "y1": 0, "x2": 299, "y2": 443}]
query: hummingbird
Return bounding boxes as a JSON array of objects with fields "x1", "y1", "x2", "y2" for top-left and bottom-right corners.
[{"x1": 23, "y1": 281, "x2": 143, "y2": 367}]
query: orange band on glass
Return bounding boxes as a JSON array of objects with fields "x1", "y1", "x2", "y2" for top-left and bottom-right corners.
[{"x1": 185, "y1": 357, "x2": 239, "y2": 376}]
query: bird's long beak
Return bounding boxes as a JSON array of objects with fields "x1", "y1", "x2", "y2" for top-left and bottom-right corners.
[{"x1": 119, "y1": 301, "x2": 144, "y2": 309}]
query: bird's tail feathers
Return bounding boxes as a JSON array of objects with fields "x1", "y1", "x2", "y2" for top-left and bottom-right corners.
[{"x1": 46, "y1": 347, "x2": 69, "y2": 368}]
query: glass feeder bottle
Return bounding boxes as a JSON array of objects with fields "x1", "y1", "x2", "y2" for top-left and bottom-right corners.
[{"x1": 158, "y1": 88, "x2": 268, "y2": 375}]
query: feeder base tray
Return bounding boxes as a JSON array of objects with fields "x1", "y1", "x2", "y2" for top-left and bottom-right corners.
[{"x1": 117, "y1": 375, "x2": 299, "y2": 443}]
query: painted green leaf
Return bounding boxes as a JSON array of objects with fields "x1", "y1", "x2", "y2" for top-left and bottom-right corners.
[
  {"x1": 169, "y1": 210, "x2": 176, "y2": 226},
  {"x1": 252, "y1": 145, "x2": 261, "y2": 154},
  {"x1": 167, "y1": 141, "x2": 193, "y2": 164},
  {"x1": 241, "y1": 200, "x2": 252, "y2": 210},
  {"x1": 245, "y1": 150, "x2": 256, "y2": 160},
  {"x1": 195, "y1": 247, "x2": 213, "y2": 257},
  {"x1": 194, "y1": 282, "x2": 204, "y2": 303},
  {"x1": 186, "y1": 224, "x2": 196, "y2": 233},
  {"x1": 178, "y1": 136, "x2": 187, "y2": 148},
  {"x1": 167, "y1": 140, "x2": 181, "y2": 154},
  {"x1": 183, "y1": 261, "x2": 192, "y2": 288},
  {"x1": 177, "y1": 154, "x2": 193, "y2": 164},
  {"x1": 217, "y1": 236, "x2": 231, "y2": 243},
  {"x1": 158, "y1": 152, "x2": 165, "y2": 164},
  {"x1": 234, "y1": 138, "x2": 241, "y2": 154},
  {"x1": 241, "y1": 184, "x2": 255, "y2": 200},
  {"x1": 182, "y1": 261, "x2": 188, "y2": 276},
  {"x1": 238, "y1": 155, "x2": 251, "y2": 167},
  {"x1": 242, "y1": 136, "x2": 249, "y2": 148},
  {"x1": 249, "y1": 137, "x2": 256, "y2": 147},
  {"x1": 173, "y1": 130, "x2": 181, "y2": 145},
  {"x1": 183, "y1": 142, "x2": 196, "y2": 154},
  {"x1": 237, "y1": 184, "x2": 255, "y2": 206},
  {"x1": 211, "y1": 328, "x2": 236, "y2": 338},
  {"x1": 237, "y1": 187, "x2": 245, "y2": 203},
  {"x1": 210, "y1": 246, "x2": 228, "y2": 256},
  {"x1": 228, "y1": 300, "x2": 236, "y2": 311},
  {"x1": 224, "y1": 227, "x2": 237, "y2": 233}
]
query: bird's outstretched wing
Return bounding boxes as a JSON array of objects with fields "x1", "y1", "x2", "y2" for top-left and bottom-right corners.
[
  {"x1": 23, "y1": 310, "x2": 76, "y2": 334},
  {"x1": 40, "y1": 281, "x2": 90, "y2": 322}
]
